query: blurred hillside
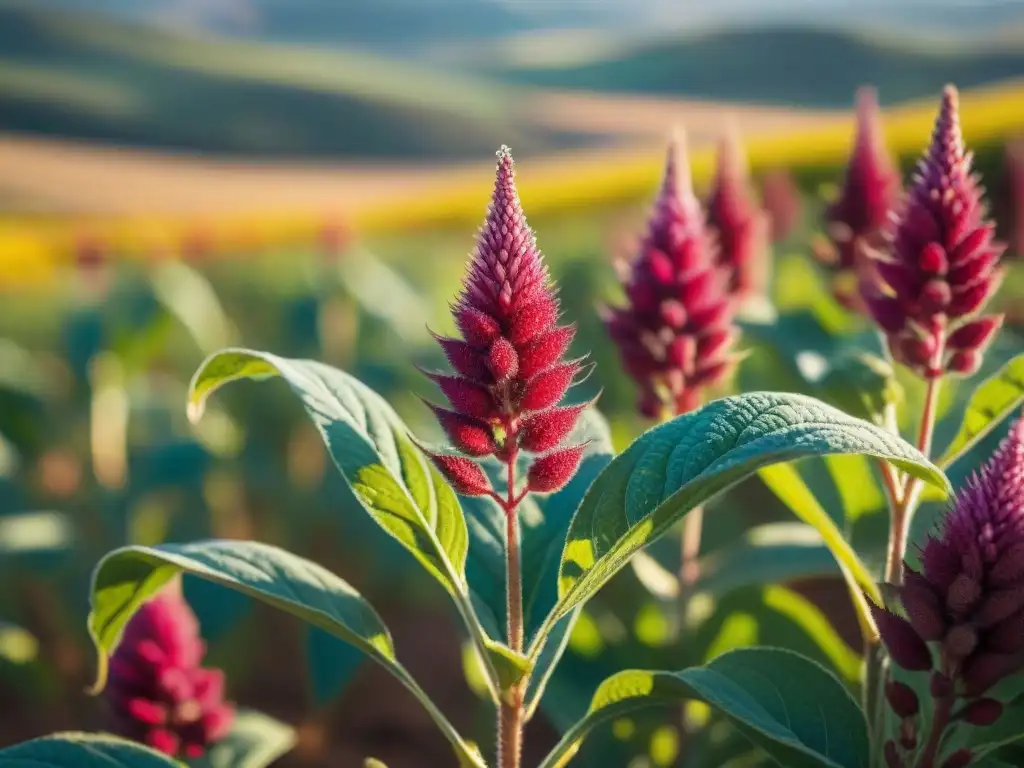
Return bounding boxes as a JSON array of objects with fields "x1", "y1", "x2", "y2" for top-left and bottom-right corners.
[
  {"x1": 2, "y1": 0, "x2": 1024, "y2": 162},
  {"x1": 0, "y1": 3, "x2": 577, "y2": 159},
  {"x1": 479, "y1": 26, "x2": 1024, "y2": 107}
]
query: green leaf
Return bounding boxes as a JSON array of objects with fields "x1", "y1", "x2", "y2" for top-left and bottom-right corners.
[
  {"x1": 539, "y1": 648, "x2": 869, "y2": 768},
  {"x1": 631, "y1": 522, "x2": 839, "y2": 601},
  {"x1": 190, "y1": 710, "x2": 295, "y2": 768},
  {"x1": 547, "y1": 392, "x2": 948, "y2": 648},
  {"x1": 937, "y1": 353, "x2": 1024, "y2": 469},
  {"x1": 758, "y1": 462, "x2": 879, "y2": 642},
  {"x1": 187, "y1": 349, "x2": 468, "y2": 597},
  {"x1": 87, "y1": 540, "x2": 484, "y2": 768},
  {"x1": 0, "y1": 733, "x2": 180, "y2": 767},
  {"x1": 817, "y1": 352, "x2": 902, "y2": 427}
]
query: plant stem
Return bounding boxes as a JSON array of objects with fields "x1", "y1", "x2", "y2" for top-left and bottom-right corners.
[
  {"x1": 498, "y1": 448, "x2": 525, "y2": 768},
  {"x1": 885, "y1": 372, "x2": 944, "y2": 585},
  {"x1": 917, "y1": 663, "x2": 953, "y2": 768},
  {"x1": 679, "y1": 508, "x2": 704, "y2": 593}
]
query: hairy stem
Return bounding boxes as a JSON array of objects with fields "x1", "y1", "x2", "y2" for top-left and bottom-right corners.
[
  {"x1": 917, "y1": 661, "x2": 954, "y2": 768},
  {"x1": 679, "y1": 508, "x2": 704, "y2": 596},
  {"x1": 498, "y1": 447, "x2": 525, "y2": 768},
  {"x1": 885, "y1": 367, "x2": 944, "y2": 585}
]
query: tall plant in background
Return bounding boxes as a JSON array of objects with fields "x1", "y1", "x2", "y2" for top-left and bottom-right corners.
[
  {"x1": 862, "y1": 85, "x2": 1005, "y2": 581},
  {"x1": 817, "y1": 86, "x2": 902, "y2": 311},
  {"x1": 604, "y1": 132, "x2": 740, "y2": 597},
  {"x1": 707, "y1": 127, "x2": 771, "y2": 304}
]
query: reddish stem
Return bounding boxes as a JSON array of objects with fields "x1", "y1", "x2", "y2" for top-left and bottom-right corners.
[
  {"x1": 917, "y1": 662, "x2": 954, "y2": 768},
  {"x1": 885, "y1": 341, "x2": 945, "y2": 585},
  {"x1": 497, "y1": 423, "x2": 525, "y2": 768}
]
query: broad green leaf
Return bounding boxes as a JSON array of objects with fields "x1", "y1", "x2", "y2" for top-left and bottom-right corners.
[
  {"x1": 823, "y1": 455, "x2": 885, "y2": 525},
  {"x1": 547, "y1": 392, "x2": 948, "y2": 647},
  {"x1": 187, "y1": 349, "x2": 468, "y2": 598},
  {"x1": 87, "y1": 540, "x2": 484, "y2": 768},
  {"x1": 190, "y1": 710, "x2": 295, "y2": 768},
  {"x1": 0, "y1": 733, "x2": 179, "y2": 767},
  {"x1": 631, "y1": 522, "x2": 839, "y2": 601},
  {"x1": 539, "y1": 648, "x2": 869, "y2": 768},
  {"x1": 938, "y1": 353, "x2": 1024, "y2": 469},
  {"x1": 305, "y1": 626, "x2": 366, "y2": 705},
  {"x1": 758, "y1": 462, "x2": 879, "y2": 641},
  {"x1": 817, "y1": 352, "x2": 902, "y2": 427}
]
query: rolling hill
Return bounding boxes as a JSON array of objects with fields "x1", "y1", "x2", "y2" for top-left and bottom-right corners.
[
  {"x1": 0, "y1": 2, "x2": 584, "y2": 160},
  {"x1": 482, "y1": 26, "x2": 1024, "y2": 108}
]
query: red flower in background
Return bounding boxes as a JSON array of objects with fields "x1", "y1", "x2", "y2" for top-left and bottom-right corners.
[
  {"x1": 819, "y1": 86, "x2": 902, "y2": 309},
  {"x1": 604, "y1": 132, "x2": 740, "y2": 418},
  {"x1": 422, "y1": 146, "x2": 587, "y2": 497},
  {"x1": 105, "y1": 582, "x2": 234, "y2": 759},
  {"x1": 862, "y1": 86, "x2": 1005, "y2": 378},
  {"x1": 706, "y1": 128, "x2": 770, "y2": 301}
]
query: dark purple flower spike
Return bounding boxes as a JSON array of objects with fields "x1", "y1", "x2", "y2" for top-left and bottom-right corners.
[
  {"x1": 862, "y1": 86, "x2": 1006, "y2": 379},
  {"x1": 422, "y1": 146, "x2": 588, "y2": 499},
  {"x1": 875, "y1": 414, "x2": 1024, "y2": 767},
  {"x1": 820, "y1": 86, "x2": 902, "y2": 310},
  {"x1": 706, "y1": 127, "x2": 770, "y2": 301},
  {"x1": 604, "y1": 131, "x2": 740, "y2": 418},
  {"x1": 105, "y1": 581, "x2": 234, "y2": 759}
]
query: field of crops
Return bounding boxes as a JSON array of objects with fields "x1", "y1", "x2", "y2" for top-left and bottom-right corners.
[{"x1": 3, "y1": 14, "x2": 1024, "y2": 764}]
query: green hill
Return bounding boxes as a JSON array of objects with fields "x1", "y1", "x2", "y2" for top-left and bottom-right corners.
[
  {"x1": 0, "y1": 3, "x2": 577, "y2": 160},
  {"x1": 484, "y1": 26, "x2": 1024, "y2": 108}
]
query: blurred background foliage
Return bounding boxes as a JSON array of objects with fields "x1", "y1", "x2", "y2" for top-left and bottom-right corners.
[{"x1": 1, "y1": 1, "x2": 1024, "y2": 766}]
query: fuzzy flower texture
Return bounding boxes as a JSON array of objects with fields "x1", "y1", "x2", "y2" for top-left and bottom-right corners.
[
  {"x1": 605, "y1": 134, "x2": 740, "y2": 418},
  {"x1": 422, "y1": 147, "x2": 587, "y2": 500},
  {"x1": 862, "y1": 86, "x2": 1005, "y2": 379},
  {"x1": 873, "y1": 415, "x2": 1024, "y2": 768},
  {"x1": 105, "y1": 585, "x2": 234, "y2": 759}
]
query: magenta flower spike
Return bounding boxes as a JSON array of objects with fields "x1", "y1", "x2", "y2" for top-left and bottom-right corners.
[
  {"x1": 105, "y1": 582, "x2": 234, "y2": 759},
  {"x1": 862, "y1": 86, "x2": 1006, "y2": 379},
  {"x1": 423, "y1": 147, "x2": 587, "y2": 498},
  {"x1": 605, "y1": 132, "x2": 739, "y2": 418},
  {"x1": 707, "y1": 128, "x2": 770, "y2": 300},
  {"x1": 823, "y1": 86, "x2": 901, "y2": 293},
  {"x1": 874, "y1": 414, "x2": 1024, "y2": 765}
]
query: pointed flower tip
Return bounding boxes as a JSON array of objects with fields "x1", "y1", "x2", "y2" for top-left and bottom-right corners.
[{"x1": 663, "y1": 128, "x2": 693, "y2": 199}]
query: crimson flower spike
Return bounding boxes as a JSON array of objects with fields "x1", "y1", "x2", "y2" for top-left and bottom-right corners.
[
  {"x1": 862, "y1": 85, "x2": 1006, "y2": 379},
  {"x1": 422, "y1": 146, "x2": 588, "y2": 499},
  {"x1": 104, "y1": 581, "x2": 234, "y2": 759},
  {"x1": 605, "y1": 131, "x2": 740, "y2": 418},
  {"x1": 706, "y1": 126, "x2": 770, "y2": 301},
  {"x1": 871, "y1": 414, "x2": 1024, "y2": 766},
  {"x1": 820, "y1": 86, "x2": 901, "y2": 310}
]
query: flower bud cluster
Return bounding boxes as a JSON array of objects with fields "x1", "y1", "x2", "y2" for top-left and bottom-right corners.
[
  {"x1": 423, "y1": 147, "x2": 587, "y2": 499},
  {"x1": 862, "y1": 86, "x2": 1005, "y2": 379},
  {"x1": 604, "y1": 134, "x2": 740, "y2": 417}
]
